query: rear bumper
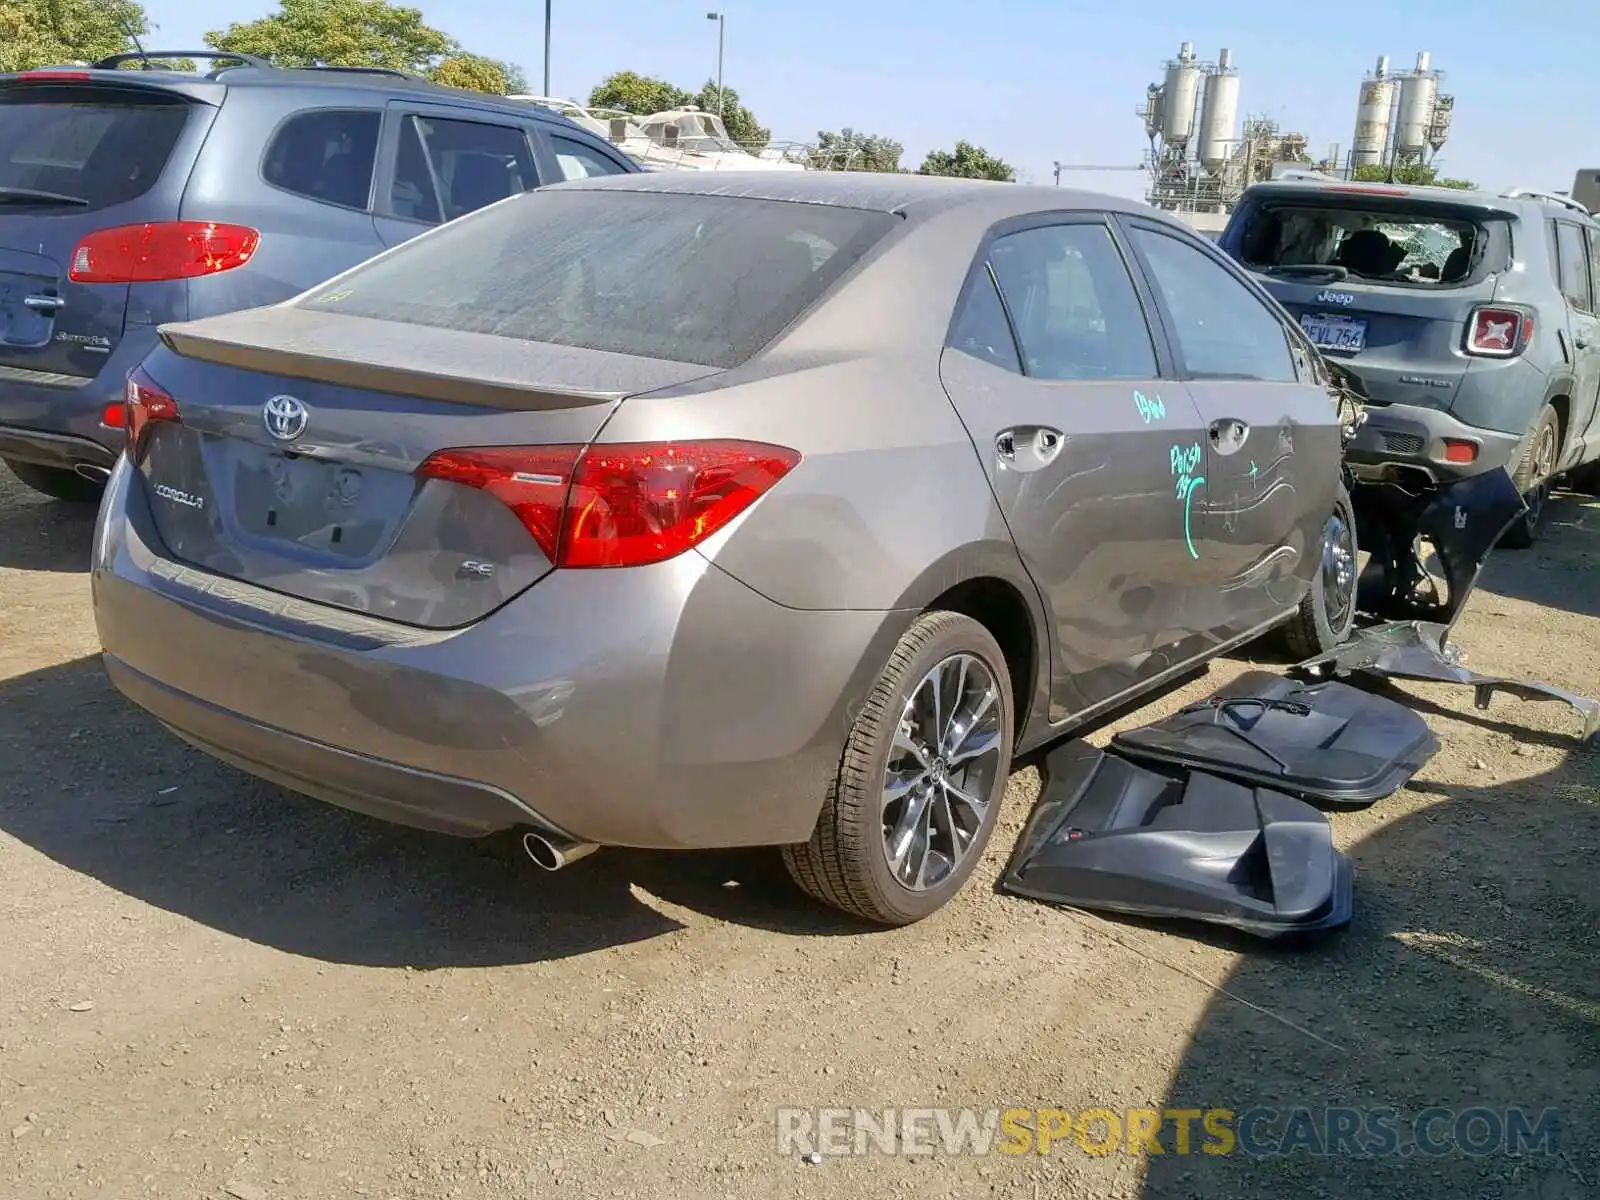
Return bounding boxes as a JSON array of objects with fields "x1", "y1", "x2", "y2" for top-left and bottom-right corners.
[
  {"x1": 0, "y1": 326, "x2": 156, "y2": 468},
  {"x1": 1345, "y1": 401, "x2": 1524, "y2": 485},
  {"x1": 91, "y1": 457, "x2": 906, "y2": 849}
]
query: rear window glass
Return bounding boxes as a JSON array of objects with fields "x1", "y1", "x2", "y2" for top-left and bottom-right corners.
[
  {"x1": 294, "y1": 188, "x2": 898, "y2": 368},
  {"x1": 1235, "y1": 201, "x2": 1486, "y2": 287},
  {"x1": 0, "y1": 87, "x2": 190, "y2": 211}
]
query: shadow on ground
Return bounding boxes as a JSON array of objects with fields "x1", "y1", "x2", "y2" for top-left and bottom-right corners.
[
  {"x1": 1473, "y1": 492, "x2": 1599, "y2": 620},
  {"x1": 0, "y1": 468, "x2": 97, "y2": 573},
  {"x1": 0, "y1": 655, "x2": 868, "y2": 970},
  {"x1": 1139, "y1": 726, "x2": 1600, "y2": 1197}
]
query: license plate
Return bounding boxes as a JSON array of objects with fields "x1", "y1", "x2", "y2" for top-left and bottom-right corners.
[{"x1": 1300, "y1": 313, "x2": 1367, "y2": 353}]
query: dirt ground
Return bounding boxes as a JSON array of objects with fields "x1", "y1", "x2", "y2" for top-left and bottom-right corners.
[{"x1": 1, "y1": 461, "x2": 1596, "y2": 1200}]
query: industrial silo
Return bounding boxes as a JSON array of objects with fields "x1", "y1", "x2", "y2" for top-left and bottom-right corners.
[
  {"x1": 1161, "y1": 41, "x2": 1202, "y2": 148},
  {"x1": 1395, "y1": 51, "x2": 1439, "y2": 161},
  {"x1": 1351, "y1": 56, "x2": 1396, "y2": 168},
  {"x1": 1197, "y1": 48, "x2": 1240, "y2": 174}
]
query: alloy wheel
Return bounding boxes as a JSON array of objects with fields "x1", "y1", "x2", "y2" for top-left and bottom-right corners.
[{"x1": 881, "y1": 653, "x2": 1004, "y2": 891}]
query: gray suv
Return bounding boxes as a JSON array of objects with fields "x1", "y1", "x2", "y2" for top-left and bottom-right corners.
[
  {"x1": 1220, "y1": 179, "x2": 1600, "y2": 544},
  {"x1": 0, "y1": 51, "x2": 638, "y2": 503}
]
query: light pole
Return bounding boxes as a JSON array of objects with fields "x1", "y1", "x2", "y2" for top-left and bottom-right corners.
[
  {"x1": 705, "y1": 11, "x2": 725, "y2": 116},
  {"x1": 542, "y1": 0, "x2": 552, "y2": 96}
]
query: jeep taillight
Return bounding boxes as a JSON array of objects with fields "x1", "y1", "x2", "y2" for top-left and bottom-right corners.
[{"x1": 1465, "y1": 306, "x2": 1533, "y2": 358}]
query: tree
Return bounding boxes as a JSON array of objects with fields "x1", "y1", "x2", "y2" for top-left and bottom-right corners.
[
  {"x1": 430, "y1": 52, "x2": 510, "y2": 94},
  {"x1": 205, "y1": 0, "x2": 452, "y2": 72},
  {"x1": 1353, "y1": 163, "x2": 1476, "y2": 190},
  {"x1": 919, "y1": 140, "x2": 1014, "y2": 182},
  {"x1": 588, "y1": 70, "x2": 690, "y2": 117},
  {"x1": 809, "y1": 128, "x2": 903, "y2": 173},
  {"x1": 0, "y1": 0, "x2": 149, "y2": 71}
]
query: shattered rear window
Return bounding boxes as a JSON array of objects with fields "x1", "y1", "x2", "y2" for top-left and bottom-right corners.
[{"x1": 1235, "y1": 202, "x2": 1489, "y2": 287}]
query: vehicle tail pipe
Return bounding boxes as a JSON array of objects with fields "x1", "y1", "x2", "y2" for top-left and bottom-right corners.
[
  {"x1": 74, "y1": 463, "x2": 112, "y2": 482},
  {"x1": 522, "y1": 830, "x2": 598, "y2": 871}
]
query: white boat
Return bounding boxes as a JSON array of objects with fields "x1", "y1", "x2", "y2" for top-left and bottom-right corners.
[{"x1": 508, "y1": 96, "x2": 808, "y2": 172}]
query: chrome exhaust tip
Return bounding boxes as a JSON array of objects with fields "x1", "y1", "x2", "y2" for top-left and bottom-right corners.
[
  {"x1": 74, "y1": 463, "x2": 112, "y2": 482},
  {"x1": 522, "y1": 830, "x2": 598, "y2": 872}
]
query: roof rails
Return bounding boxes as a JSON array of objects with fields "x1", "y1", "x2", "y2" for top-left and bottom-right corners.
[
  {"x1": 92, "y1": 50, "x2": 273, "y2": 72},
  {"x1": 1501, "y1": 187, "x2": 1594, "y2": 218},
  {"x1": 88, "y1": 52, "x2": 417, "y2": 83}
]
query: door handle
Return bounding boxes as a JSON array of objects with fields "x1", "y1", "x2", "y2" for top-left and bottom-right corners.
[
  {"x1": 23, "y1": 295, "x2": 64, "y2": 313},
  {"x1": 995, "y1": 426, "x2": 1064, "y2": 472},
  {"x1": 1208, "y1": 418, "x2": 1250, "y2": 455}
]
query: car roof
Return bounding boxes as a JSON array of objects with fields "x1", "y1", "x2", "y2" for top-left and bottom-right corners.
[
  {"x1": 1240, "y1": 178, "x2": 1599, "y2": 224},
  {"x1": 1, "y1": 60, "x2": 585, "y2": 127},
  {"x1": 548, "y1": 169, "x2": 1172, "y2": 223}
]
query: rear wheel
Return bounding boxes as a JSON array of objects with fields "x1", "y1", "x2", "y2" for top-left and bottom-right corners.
[
  {"x1": 1279, "y1": 482, "x2": 1358, "y2": 660},
  {"x1": 783, "y1": 611, "x2": 1014, "y2": 927},
  {"x1": 1500, "y1": 404, "x2": 1561, "y2": 549},
  {"x1": 3, "y1": 459, "x2": 105, "y2": 504}
]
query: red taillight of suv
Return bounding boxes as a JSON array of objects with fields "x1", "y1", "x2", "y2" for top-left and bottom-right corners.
[
  {"x1": 123, "y1": 367, "x2": 181, "y2": 458},
  {"x1": 1464, "y1": 306, "x2": 1534, "y2": 358},
  {"x1": 69, "y1": 222, "x2": 260, "y2": 284},
  {"x1": 418, "y1": 440, "x2": 802, "y2": 568}
]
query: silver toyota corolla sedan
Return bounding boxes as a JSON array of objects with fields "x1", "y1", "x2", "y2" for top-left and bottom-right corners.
[{"x1": 91, "y1": 171, "x2": 1358, "y2": 926}]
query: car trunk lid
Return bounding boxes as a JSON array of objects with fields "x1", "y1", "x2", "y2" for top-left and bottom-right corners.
[
  {"x1": 0, "y1": 76, "x2": 212, "y2": 385},
  {"x1": 1224, "y1": 188, "x2": 1513, "y2": 411},
  {"x1": 136, "y1": 307, "x2": 720, "y2": 628}
]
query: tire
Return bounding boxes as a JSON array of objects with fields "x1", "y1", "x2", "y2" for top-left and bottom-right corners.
[
  {"x1": 783, "y1": 611, "x2": 1015, "y2": 927},
  {"x1": 1500, "y1": 404, "x2": 1561, "y2": 549},
  {"x1": 1279, "y1": 482, "x2": 1359, "y2": 660},
  {"x1": 3, "y1": 458, "x2": 105, "y2": 504}
]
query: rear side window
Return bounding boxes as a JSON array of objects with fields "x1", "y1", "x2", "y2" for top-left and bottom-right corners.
[
  {"x1": 1235, "y1": 200, "x2": 1486, "y2": 287},
  {"x1": 987, "y1": 223, "x2": 1158, "y2": 381},
  {"x1": 1554, "y1": 222, "x2": 1593, "y2": 312},
  {"x1": 1131, "y1": 226, "x2": 1296, "y2": 382},
  {"x1": 947, "y1": 266, "x2": 1022, "y2": 373},
  {"x1": 0, "y1": 87, "x2": 190, "y2": 211},
  {"x1": 388, "y1": 115, "x2": 537, "y2": 224},
  {"x1": 550, "y1": 135, "x2": 627, "y2": 180},
  {"x1": 262, "y1": 109, "x2": 380, "y2": 211},
  {"x1": 295, "y1": 188, "x2": 897, "y2": 368}
]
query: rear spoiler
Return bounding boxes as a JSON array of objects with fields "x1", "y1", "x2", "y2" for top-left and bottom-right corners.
[
  {"x1": 156, "y1": 307, "x2": 710, "y2": 411},
  {"x1": 0, "y1": 68, "x2": 226, "y2": 103},
  {"x1": 1242, "y1": 184, "x2": 1524, "y2": 221}
]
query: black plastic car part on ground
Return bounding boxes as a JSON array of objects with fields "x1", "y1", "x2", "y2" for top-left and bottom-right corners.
[
  {"x1": 1001, "y1": 742, "x2": 1354, "y2": 941},
  {"x1": 1109, "y1": 670, "x2": 1439, "y2": 807},
  {"x1": 1306, "y1": 464, "x2": 1600, "y2": 740}
]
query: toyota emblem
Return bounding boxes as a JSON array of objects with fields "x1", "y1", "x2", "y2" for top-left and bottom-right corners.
[{"x1": 262, "y1": 394, "x2": 309, "y2": 442}]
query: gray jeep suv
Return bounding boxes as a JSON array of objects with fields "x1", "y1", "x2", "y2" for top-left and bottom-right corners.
[
  {"x1": 0, "y1": 51, "x2": 638, "y2": 504},
  {"x1": 1220, "y1": 179, "x2": 1600, "y2": 543}
]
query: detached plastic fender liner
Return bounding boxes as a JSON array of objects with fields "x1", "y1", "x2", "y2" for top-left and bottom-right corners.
[
  {"x1": 1109, "y1": 669, "x2": 1439, "y2": 807},
  {"x1": 1000, "y1": 742, "x2": 1352, "y2": 941}
]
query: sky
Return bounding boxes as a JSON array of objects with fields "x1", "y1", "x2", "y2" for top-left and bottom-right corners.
[{"x1": 146, "y1": 0, "x2": 1587, "y2": 203}]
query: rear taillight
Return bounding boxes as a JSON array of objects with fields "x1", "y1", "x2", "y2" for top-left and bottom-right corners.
[
  {"x1": 1442, "y1": 438, "x2": 1479, "y2": 464},
  {"x1": 123, "y1": 367, "x2": 180, "y2": 458},
  {"x1": 69, "y1": 222, "x2": 260, "y2": 284},
  {"x1": 417, "y1": 440, "x2": 802, "y2": 568},
  {"x1": 1465, "y1": 306, "x2": 1533, "y2": 358}
]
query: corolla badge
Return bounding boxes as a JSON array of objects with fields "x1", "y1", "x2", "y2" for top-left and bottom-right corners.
[
  {"x1": 1315, "y1": 289, "x2": 1356, "y2": 307},
  {"x1": 263, "y1": 394, "x2": 309, "y2": 442}
]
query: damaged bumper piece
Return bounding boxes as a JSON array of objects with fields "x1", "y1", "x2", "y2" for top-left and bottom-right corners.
[
  {"x1": 1000, "y1": 673, "x2": 1442, "y2": 939},
  {"x1": 1302, "y1": 465, "x2": 1599, "y2": 740},
  {"x1": 1001, "y1": 742, "x2": 1354, "y2": 941}
]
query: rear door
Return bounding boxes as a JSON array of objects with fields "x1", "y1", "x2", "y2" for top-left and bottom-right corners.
[
  {"x1": 0, "y1": 78, "x2": 213, "y2": 384},
  {"x1": 937, "y1": 214, "x2": 1213, "y2": 713},
  {"x1": 371, "y1": 104, "x2": 541, "y2": 248},
  {"x1": 1121, "y1": 216, "x2": 1342, "y2": 641},
  {"x1": 1553, "y1": 218, "x2": 1600, "y2": 456}
]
